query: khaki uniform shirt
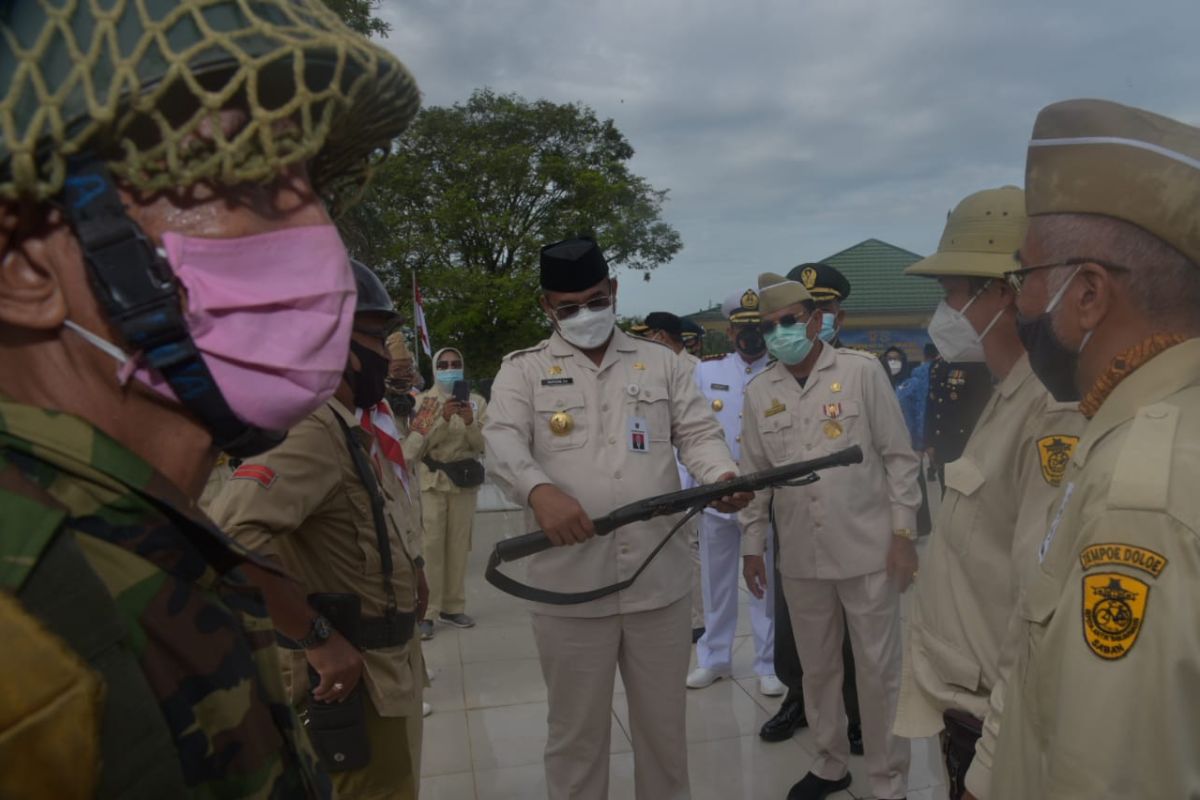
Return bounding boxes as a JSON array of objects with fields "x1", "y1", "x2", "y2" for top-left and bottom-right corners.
[
  {"x1": 893, "y1": 356, "x2": 1084, "y2": 793},
  {"x1": 739, "y1": 344, "x2": 920, "y2": 578},
  {"x1": 208, "y1": 399, "x2": 424, "y2": 717},
  {"x1": 407, "y1": 385, "x2": 488, "y2": 494},
  {"x1": 990, "y1": 340, "x2": 1200, "y2": 799},
  {"x1": 484, "y1": 329, "x2": 736, "y2": 618}
]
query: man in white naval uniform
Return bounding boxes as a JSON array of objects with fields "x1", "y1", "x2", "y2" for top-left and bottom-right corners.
[{"x1": 686, "y1": 288, "x2": 783, "y2": 696}]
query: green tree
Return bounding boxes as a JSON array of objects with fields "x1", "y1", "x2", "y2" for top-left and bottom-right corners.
[
  {"x1": 340, "y1": 89, "x2": 683, "y2": 377},
  {"x1": 320, "y1": 0, "x2": 390, "y2": 37}
]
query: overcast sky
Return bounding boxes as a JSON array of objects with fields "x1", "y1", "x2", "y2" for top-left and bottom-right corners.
[{"x1": 377, "y1": 0, "x2": 1199, "y2": 317}]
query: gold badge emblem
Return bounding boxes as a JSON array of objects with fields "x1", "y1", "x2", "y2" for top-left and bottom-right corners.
[
  {"x1": 823, "y1": 402, "x2": 842, "y2": 419},
  {"x1": 1037, "y1": 435, "x2": 1079, "y2": 487},
  {"x1": 823, "y1": 420, "x2": 843, "y2": 439},
  {"x1": 741, "y1": 289, "x2": 759, "y2": 311},
  {"x1": 549, "y1": 411, "x2": 574, "y2": 436},
  {"x1": 548, "y1": 365, "x2": 563, "y2": 376},
  {"x1": 712, "y1": 399, "x2": 724, "y2": 412},
  {"x1": 1082, "y1": 573, "x2": 1149, "y2": 660},
  {"x1": 764, "y1": 399, "x2": 787, "y2": 417},
  {"x1": 633, "y1": 362, "x2": 647, "y2": 371},
  {"x1": 801, "y1": 267, "x2": 818, "y2": 289},
  {"x1": 830, "y1": 382, "x2": 842, "y2": 393}
]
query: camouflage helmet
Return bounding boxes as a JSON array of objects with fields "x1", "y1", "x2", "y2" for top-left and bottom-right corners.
[{"x1": 0, "y1": 0, "x2": 421, "y2": 201}]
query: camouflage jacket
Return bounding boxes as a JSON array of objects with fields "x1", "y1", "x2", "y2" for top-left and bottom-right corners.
[{"x1": 0, "y1": 398, "x2": 331, "y2": 799}]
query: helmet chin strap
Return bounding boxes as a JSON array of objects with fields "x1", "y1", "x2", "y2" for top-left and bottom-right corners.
[{"x1": 60, "y1": 156, "x2": 284, "y2": 458}]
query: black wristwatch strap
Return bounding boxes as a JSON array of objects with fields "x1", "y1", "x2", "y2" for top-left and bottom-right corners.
[{"x1": 296, "y1": 614, "x2": 331, "y2": 649}]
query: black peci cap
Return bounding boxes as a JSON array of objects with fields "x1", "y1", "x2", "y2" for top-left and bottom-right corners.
[{"x1": 540, "y1": 236, "x2": 610, "y2": 292}]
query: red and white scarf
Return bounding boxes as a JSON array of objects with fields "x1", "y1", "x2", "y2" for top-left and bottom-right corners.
[{"x1": 359, "y1": 401, "x2": 412, "y2": 497}]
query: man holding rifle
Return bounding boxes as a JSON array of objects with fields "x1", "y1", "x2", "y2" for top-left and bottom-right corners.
[
  {"x1": 739, "y1": 272, "x2": 921, "y2": 800},
  {"x1": 484, "y1": 236, "x2": 749, "y2": 800}
]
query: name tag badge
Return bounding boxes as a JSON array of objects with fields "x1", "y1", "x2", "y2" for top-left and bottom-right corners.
[
  {"x1": 628, "y1": 416, "x2": 650, "y2": 453},
  {"x1": 710, "y1": 383, "x2": 730, "y2": 391},
  {"x1": 541, "y1": 377, "x2": 574, "y2": 386}
]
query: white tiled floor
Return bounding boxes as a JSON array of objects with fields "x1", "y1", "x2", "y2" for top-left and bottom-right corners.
[{"x1": 420, "y1": 508, "x2": 949, "y2": 800}]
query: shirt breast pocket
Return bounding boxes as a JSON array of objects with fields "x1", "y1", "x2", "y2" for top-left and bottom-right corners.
[
  {"x1": 534, "y1": 390, "x2": 589, "y2": 451},
  {"x1": 759, "y1": 413, "x2": 796, "y2": 465},
  {"x1": 633, "y1": 385, "x2": 672, "y2": 442},
  {"x1": 345, "y1": 480, "x2": 384, "y2": 576},
  {"x1": 942, "y1": 456, "x2": 985, "y2": 557}
]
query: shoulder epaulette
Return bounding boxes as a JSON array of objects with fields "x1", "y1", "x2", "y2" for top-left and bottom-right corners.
[
  {"x1": 837, "y1": 346, "x2": 879, "y2": 360},
  {"x1": 702, "y1": 352, "x2": 728, "y2": 361},
  {"x1": 502, "y1": 339, "x2": 550, "y2": 362},
  {"x1": 1109, "y1": 402, "x2": 1177, "y2": 512},
  {"x1": 633, "y1": 335, "x2": 673, "y2": 351}
]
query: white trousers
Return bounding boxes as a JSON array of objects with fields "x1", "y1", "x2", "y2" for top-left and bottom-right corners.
[
  {"x1": 695, "y1": 514, "x2": 774, "y2": 675},
  {"x1": 782, "y1": 570, "x2": 910, "y2": 800}
]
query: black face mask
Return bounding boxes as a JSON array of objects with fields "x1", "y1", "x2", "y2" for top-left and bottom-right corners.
[
  {"x1": 347, "y1": 340, "x2": 390, "y2": 408},
  {"x1": 735, "y1": 327, "x2": 767, "y2": 359},
  {"x1": 387, "y1": 389, "x2": 416, "y2": 416},
  {"x1": 1016, "y1": 311, "x2": 1084, "y2": 403}
]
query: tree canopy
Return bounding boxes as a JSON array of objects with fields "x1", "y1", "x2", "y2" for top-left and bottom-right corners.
[{"x1": 340, "y1": 89, "x2": 683, "y2": 378}]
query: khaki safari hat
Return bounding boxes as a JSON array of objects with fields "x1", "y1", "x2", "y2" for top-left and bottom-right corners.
[
  {"x1": 1026, "y1": 98, "x2": 1200, "y2": 267},
  {"x1": 757, "y1": 272, "x2": 812, "y2": 315},
  {"x1": 906, "y1": 186, "x2": 1027, "y2": 280}
]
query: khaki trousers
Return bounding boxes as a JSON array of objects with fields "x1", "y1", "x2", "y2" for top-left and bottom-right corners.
[
  {"x1": 782, "y1": 570, "x2": 909, "y2": 800},
  {"x1": 531, "y1": 596, "x2": 691, "y2": 800},
  {"x1": 420, "y1": 488, "x2": 477, "y2": 617},
  {"x1": 328, "y1": 694, "x2": 423, "y2": 800}
]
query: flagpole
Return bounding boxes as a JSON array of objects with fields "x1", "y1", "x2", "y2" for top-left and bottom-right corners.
[{"x1": 411, "y1": 269, "x2": 420, "y2": 375}]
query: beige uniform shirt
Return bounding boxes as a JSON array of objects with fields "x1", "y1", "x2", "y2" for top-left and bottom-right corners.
[
  {"x1": 406, "y1": 385, "x2": 488, "y2": 494},
  {"x1": 893, "y1": 356, "x2": 1084, "y2": 791},
  {"x1": 739, "y1": 344, "x2": 920, "y2": 578},
  {"x1": 208, "y1": 399, "x2": 424, "y2": 717},
  {"x1": 484, "y1": 329, "x2": 736, "y2": 618},
  {"x1": 990, "y1": 340, "x2": 1200, "y2": 799}
]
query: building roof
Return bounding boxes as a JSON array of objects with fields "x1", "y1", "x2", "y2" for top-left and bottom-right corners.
[{"x1": 819, "y1": 238, "x2": 940, "y2": 315}]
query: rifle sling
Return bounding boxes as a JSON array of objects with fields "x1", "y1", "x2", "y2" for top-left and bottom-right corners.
[{"x1": 484, "y1": 505, "x2": 704, "y2": 605}]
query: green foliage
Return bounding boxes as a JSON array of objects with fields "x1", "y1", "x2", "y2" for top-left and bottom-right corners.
[
  {"x1": 319, "y1": 0, "x2": 390, "y2": 37},
  {"x1": 339, "y1": 89, "x2": 683, "y2": 377},
  {"x1": 702, "y1": 329, "x2": 733, "y2": 356}
]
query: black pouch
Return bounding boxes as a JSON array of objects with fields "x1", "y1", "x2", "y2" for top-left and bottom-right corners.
[
  {"x1": 425, "y1": 457, "x2": 486, "y2": 488},
  {"x1": 305, "y1": 669, "x2": 371, "y2": 772},
  {"x1": 941, "y1": 709, "x2": 983, "y2": 800}
]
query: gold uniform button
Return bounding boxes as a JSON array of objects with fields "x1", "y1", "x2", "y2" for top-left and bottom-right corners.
[
  {"x1": 549, "y1": 412, "x2": 574, "y2": 436},
  {"x1": 712, "y1": 399, "x2": 724, "y2": 412},
  {"x1": 736, "y1": 435, "x2": 742, "y2": 443}
]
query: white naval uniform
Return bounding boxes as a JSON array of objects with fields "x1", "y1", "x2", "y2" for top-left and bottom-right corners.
[{"x1": 691, "y1": 350, "x2": 775, "y2": 676}]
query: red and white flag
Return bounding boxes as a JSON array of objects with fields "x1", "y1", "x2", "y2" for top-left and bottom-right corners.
[{"x1": 413, "y1": 274, "x2": 432, "y2": 357}]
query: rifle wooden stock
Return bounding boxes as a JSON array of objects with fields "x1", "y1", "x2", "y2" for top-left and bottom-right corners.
[{"x1": 493, "y1": 445, "x2": 863, "y2": 564}]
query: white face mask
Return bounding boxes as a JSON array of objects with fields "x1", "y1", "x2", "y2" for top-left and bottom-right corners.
[
  {"x1": 887, "y1": 358, "x2": 903, "y2": 375},
  {"x1": 557, "y1": 304, "x2": 616, "y2": 350},
  {"x1": 926, "y1": 286, "x2": 1005, "y2": 363}
]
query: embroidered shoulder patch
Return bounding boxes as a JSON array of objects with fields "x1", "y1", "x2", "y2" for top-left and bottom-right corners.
[
  {"x1": 1082, "y1": 573, "x2": 1149, "y2": 660},
  {"x1": 1079, "y1": 543, "x2": 1168, "y2": 578},
  {"x1": 1037, "y1": 434, "x2": 1079, "y2": 487},
  {"x1": 231, "y1": 464, "x2": 277, "y2": 489}
]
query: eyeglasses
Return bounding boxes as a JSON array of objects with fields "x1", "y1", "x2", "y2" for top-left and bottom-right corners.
[
  {"x1": 549, "y1": 294, "x2": 613, "y2": 321},
  {"x1": 758, "y1": 312, "x2": 809, "y2": 336},
  {"x1": 436, "y1": 360, "x2": 463, "y2": 370},
  {"x1": 353, "y1": 327, "x2": 390, "y2": 348},
  {"x1": 1004, "y1": 258, "x2": 1129, "y2": 294}
]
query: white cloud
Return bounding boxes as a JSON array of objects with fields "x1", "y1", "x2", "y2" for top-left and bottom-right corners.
[{"x1": 376, "y1": 0, "x2": 1200, "y2": 315}]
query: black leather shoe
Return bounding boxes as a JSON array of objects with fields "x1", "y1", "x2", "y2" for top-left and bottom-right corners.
[
  {"x1": 691, "y1": 626, "x2": 705, "y2": 644},
  {"x1": 759, "y1": 697, "x2": 807, "y2": 742},
  {"x1": 786, "y1": 771, "x2": 852, "y2": 800},
  {"x1": 848, "y1": 721, "x2": 864, "y2": 756}
]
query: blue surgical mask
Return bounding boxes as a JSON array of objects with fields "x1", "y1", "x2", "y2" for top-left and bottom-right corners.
[
  {"x1": 764, "y1": 324, "x2": 814, "y2": 365},
  {"x1": 436, "y1": 368, "x2": 464, "y2": 389},
  {"x1": 817, "y1": 312, "x2": 839, "y2": 344}
]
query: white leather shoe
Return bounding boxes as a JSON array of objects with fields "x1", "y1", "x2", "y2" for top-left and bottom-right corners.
[
  {"x1": 758, "y1": 674, "x2": 785, "y2": 696},
  {"x1": 422, "y1": 701, "x2": 433, "y2": 718},
  {"x1": 686, "y1": 667, "x2": 730, "y2": 689}
]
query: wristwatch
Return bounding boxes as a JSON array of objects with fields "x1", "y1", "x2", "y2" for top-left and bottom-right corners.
[
  {"x1": 296, "y1": 614, "x2": 333, "y2": 649},
  {"x1": 894, "y1": 528, "x2": 917, "y2": 541}
]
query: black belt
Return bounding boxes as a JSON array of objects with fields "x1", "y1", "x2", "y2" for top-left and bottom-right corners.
[{"x1": 279, "y1": 611, "x2": 416, "y2": 651}]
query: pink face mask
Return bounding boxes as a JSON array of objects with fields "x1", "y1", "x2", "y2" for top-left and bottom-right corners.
[{"x1": 65, "y1": 224, "x2": 355, "y2": 431}]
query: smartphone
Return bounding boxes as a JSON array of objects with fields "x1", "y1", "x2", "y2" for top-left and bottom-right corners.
[{"x1": 452, "y1": 379, "x2": 470, "y2": 404}]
